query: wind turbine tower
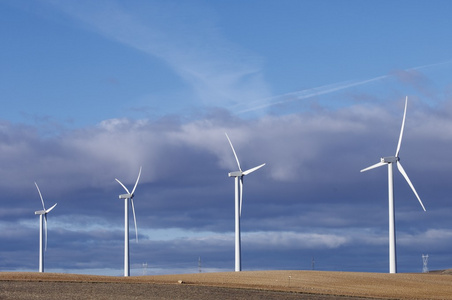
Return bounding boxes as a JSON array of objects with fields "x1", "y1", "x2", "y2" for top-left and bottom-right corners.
[
  {"x1": 225, "y1": 133, "x2": 265, "y2": 272},
  {"x1": 115, "y1": 166, "x2": 142, "y2": 277},
  {"x1": 361, "y1": 97, "x2": 426, "y2": 273},
  {"x1": 34, "y1": 182, "x2": 57, "y2": 273}
]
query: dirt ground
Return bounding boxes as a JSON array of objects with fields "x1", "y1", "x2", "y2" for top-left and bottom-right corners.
[{"x1": 0, "y1": 270, "x2": 451, "y2": 300}]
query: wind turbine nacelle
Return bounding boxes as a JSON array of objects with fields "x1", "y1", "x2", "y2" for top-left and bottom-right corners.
[
  {"x1": 35, "y1": 210, "x2": 46, "y2": 215},
  {"x1": 228, "y1": 171, "x2": 242, "y2": 177},
  {"x1": 381, "y1": 156, "x2": 398, "y2": 163},
  {"x1": 119, "y1": 194, "x2": 132, "y2": 199}
]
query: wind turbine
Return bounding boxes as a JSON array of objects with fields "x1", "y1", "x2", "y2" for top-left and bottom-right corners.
[
  {"x1": 225, "y1": 133, "x2": 265, "y2": 272},
  {"x1": 360, "y1": 97, "x2": 426, "y2": 273},
  {"x1": 115, "y1": 166, "x2": 141, "y2": 277},
  {"x1": 34, "y1": 182, "x2": 57, "y2": 273}
]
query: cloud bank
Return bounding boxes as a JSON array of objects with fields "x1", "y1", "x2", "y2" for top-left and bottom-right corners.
[{"x1": 1, "y1": 99, "x2": 452, "y2": 275}]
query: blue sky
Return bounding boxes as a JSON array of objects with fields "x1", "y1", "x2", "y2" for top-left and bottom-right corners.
[{"x1": 1, "y1": 0, "x2": 452, "y2": 276}]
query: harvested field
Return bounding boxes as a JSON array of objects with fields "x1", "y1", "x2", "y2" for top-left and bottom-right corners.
[{"x1": 0, "y1": 270, "x2": 451, "y2": 299}]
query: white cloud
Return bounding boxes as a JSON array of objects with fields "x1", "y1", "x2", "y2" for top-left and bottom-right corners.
[
  {"x1": 244, "y1": 231, "x2": 349, "y2": 249},
  {"x1": 398, "y1": 229, "x2": 452, "y2": 249}
]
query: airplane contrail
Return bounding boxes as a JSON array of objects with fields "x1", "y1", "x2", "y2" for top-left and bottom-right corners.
[{"x1": 235, "y1": 60, "x2": 452, "y2": 115}]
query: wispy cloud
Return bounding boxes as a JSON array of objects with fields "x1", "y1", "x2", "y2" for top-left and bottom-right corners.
[
  {"x1": 236, "y1": 60, "x2": 452, "y2": 115},
  {"x1": 235, "y1": 76, "x2": 388, "y2": 114},
  {"x1": 44, "y1": 0, "x2": 270, "y2": 108}
]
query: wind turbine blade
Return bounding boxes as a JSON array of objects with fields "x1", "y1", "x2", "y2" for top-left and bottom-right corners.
[
  {"x1": 115, "y1": 178, "x2": 130, "y2": 194},
  {"x1": 397, "y1": 162, "x2": 426, "y2": 211},
  {"x1": 131, "y1": 166, "x2": 142, "y2": 195},
  {"x1": 44, "y1": 214, "x2": 48, "y2": 252},
  {"x1": 45, "y1": 203, "x2": 57, "y2": 214},
  {"x1": 239, "y1": 177, "x2": 243, "y2": 217},
  {"x1": 35, "y1": 182, "x2": 46, "y2": 210},
  {"x1": 395, "y1": 96, "x2": 408, "y2": 157},
  {"x1": 131, "y1": 199, "x2": 138, "y2": 242},
  {"x1": 360, "y1": 161, "x2": 386, "y2": 172},
  {"x1": 225, "y1": 133, "x2": 242, "y2": 172},
  {"x1": 243, "y1": 163, "x2": 266, "y2": 175}
]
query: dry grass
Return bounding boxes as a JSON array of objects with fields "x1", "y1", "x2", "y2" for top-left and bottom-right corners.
[{"x1": 0, "y1": 270, "x2": 451, "y2": 299}]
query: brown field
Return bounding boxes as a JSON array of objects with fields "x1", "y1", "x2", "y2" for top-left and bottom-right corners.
[{"x1": 0, "y1": 270, "x2": 451, "y2": 299}]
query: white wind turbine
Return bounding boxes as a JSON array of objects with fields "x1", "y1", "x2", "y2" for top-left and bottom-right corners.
[
  {"x1": 115, "y1": 166, "x2": 142, "y2": 277},
  {"x1": 360, "y1": 97, "x2": 426, "y2": 274},
  {"x1": 34, "y1": 182, "x2": 57, "y2": 273},
  {"x1": 225, "y1": 133, "x2": 265, "y2": 272}
]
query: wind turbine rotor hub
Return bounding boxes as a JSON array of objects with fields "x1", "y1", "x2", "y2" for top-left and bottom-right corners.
[
  {"x1": 228, "y1": 171, "x2": 243, "y2": 177},
  {"x1": 382, "y1": 156, "x2": 398, "y2": 163}
]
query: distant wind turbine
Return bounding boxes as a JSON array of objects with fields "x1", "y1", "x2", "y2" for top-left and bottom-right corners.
[
  {"x1": 115, "y1": 166, "x2": 141, "y2": 277},
  {"x1": 225, "y1": 133, "x2": 265, "y2": 272},
  {"x1": 34, "y1": 182, "x2": 57, "y2": 273},
  {"x1": 360, "y1": 97, "x2": 426, "y2": 274}
]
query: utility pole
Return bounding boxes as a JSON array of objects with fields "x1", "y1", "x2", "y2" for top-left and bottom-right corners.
[{"x1": 142, "y1": 262, "x2": 148, "y2": 275}]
